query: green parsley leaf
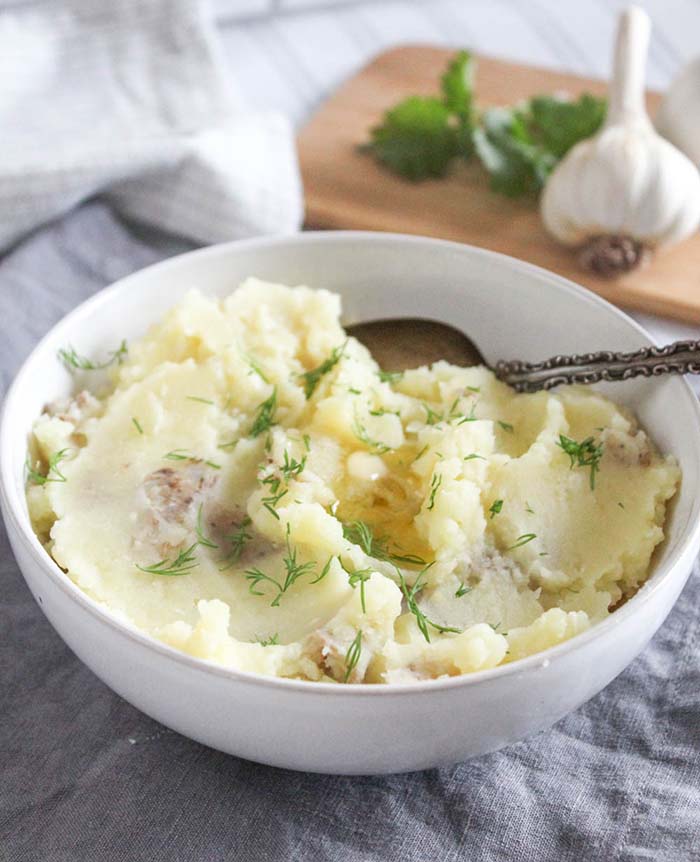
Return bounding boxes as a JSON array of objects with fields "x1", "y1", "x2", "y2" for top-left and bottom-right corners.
[{"x1": 368, "y1": 96, "x2": 460, "y2": 181}]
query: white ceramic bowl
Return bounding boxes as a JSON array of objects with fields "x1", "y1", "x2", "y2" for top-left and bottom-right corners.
[{"x1": 2, "y1": 232, "x2": 700, "y2": 775}]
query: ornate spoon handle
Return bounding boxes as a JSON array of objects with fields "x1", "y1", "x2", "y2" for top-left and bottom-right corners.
[{"x1": 495, "y1": 340, "x2": 700, "y2": 393}]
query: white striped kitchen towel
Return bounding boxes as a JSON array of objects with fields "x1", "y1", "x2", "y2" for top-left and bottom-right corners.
[{"x1": 0, "y1": 0, "x2": 303, "y2": 251}]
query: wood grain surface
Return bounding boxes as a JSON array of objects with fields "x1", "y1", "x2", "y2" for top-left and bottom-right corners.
[{"x1": 298, "y1": 44, "x2": 700, "y2": 323}]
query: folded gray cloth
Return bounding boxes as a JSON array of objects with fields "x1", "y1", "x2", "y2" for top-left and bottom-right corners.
[
  {"x1": 0, "y1": 0, "x2": 302, "y2": 251},
  {"x1": 1, "y1": 203, "x2": 699, "y2": 861}
]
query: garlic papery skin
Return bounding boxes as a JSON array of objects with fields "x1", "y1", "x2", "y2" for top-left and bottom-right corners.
[
  {"x1": 657, "y1": 57, "x2": 700, "y2": 166},
  {"x1": 540, "y1": 6, "x2": 700, "y2": 276}
]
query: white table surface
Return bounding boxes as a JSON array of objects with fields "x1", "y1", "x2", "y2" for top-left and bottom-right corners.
[{"x1": 211, "y1": 0, "x2": 700, "y2": 372}]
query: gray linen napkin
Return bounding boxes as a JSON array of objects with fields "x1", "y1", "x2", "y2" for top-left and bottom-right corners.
[{"x1": 0, "y1": 0, "x2": 302, "y2": 251}]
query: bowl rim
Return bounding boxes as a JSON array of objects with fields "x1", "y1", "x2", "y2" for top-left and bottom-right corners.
[{"x1": 3, "y1": 229, "x2": 700, "y2": 698}]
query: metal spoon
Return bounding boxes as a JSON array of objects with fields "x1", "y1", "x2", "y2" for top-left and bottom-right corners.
[{"x1": 345, "y1": 318, "x2": 700, "y2": 393}]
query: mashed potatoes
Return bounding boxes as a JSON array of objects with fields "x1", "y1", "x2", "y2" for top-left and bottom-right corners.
[{"x1": 26, "y1": 280, "x2": 680, "y2": 684}]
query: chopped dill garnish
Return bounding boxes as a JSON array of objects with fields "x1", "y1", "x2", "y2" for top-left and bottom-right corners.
[
  {"x1": 195, "y1": 504, "x2": 218, "y2": 549},
  {"x1": 344, "y1": 629, "x2": 363, "y2": 683},
  {"x1": 163, "y1": 450, "x2": 220, "y2": 469},
  {"x1": 219, "y1": 516, "x2": 253, "y2": 569},
  {"x1": 455, "y1": 582, "x2": 472, "y2": 598},
  {"x1": 339, "y1": 558, "x2": 373, "y2": 613},
  {"x1": 58, "y1": 339, "x2": 127, "y2": 372},
  {"x1": 342, "y1": 520, "x2": 427, "y2": 567},
  {"x1": 250, "y1": 388, "x2": 277, "y2": 438},
  {"x1": 525, "y1": 501, "x2": 535, "y2": 514},
  {"x1": 352, "y1": 416, "x2": 392, "y2": 454},
  {"x1": 244, "y1": 524, "x2": 317, "y2": 606},
  {"x1": 427, "y1": 473, "x2": 442, "y2": 510},
  {"x1": 497, "y1": 420, "x2": 514, "y2": 433},
  {"x1": 300, "y1": 342, "x2": 346, "y2": 399},
  {"x1": 463, "y1": 453, "x2": 485, "y2": 461},
  {"x1": 280, "y1": 449, "x2": 307, "y2": 481},
  {"x1": 398, "y1": 564, "x2": 462, "y2": 643},
  {"x1": 261, "y1": 488, "x2": 288, "y2": 520},
  {"x1": 218, "y1": 439, "x2": 238, "y2": 451},
  {"x1": 26, "y1": 448, "x2": 71, "y2": 485},
  {"x1": 369, "y1": 407, "x2": 401, "y2": 417},
  {"x1": 136, "y1": 542, "x2": 199, "y2": 576},
  {"x1": 557, "y1": 433, "x2": 604, "y2": 490},
  {"x1": 489, "y1": 499, "x2": 503, "y2": 518},
  {"x1": 186, "y1": 396, "x2": 215, "y2": 405},
  {"x1": 618, "y1": 501, "x2": 625, "y2": 509},
  {"x1": 258, "y1": 633, "x2": 279, "y2": 646},
  {"x1": 466, "y1": 385, "x2": 481, "y2": 393},
  {"x1": 131, "y1": 417, "x2": 144, "y2": 435},
  {"x1": 245, "y1": 353, "x2": 269, "y2": 383},
  {"x1": 377, "y1": 370, "x2": 404, "y2": 384},
  {"x1": 309, "y1": 556, "x2": 334, "y2": 584},
  {"x1": 303, "y1": 434, "x2": 311, "y2": 452},
  {"x1": 507, "y1": 533, "x2": 537, "y2": 551},
  {"x1": 412, "y1": 444, "x2": 429, "y2": 464},
  {"x1": 349, "y1": 387, "x2": 362, "y2": 395},
  {"x1": 423, "y1": 403, "x2": 444, "y2": 425}
]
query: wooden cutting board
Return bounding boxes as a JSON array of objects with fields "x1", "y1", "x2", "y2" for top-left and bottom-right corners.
[{"x1": 298, "y1": 44, "x2": 700, "y2": 324}]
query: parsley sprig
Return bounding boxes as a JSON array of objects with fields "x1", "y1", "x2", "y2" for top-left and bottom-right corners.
[{"x1": 364, "y1": 50, "x2": 605, "y2": 197}]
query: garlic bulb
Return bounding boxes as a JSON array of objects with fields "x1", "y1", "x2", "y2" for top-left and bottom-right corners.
[
  {"x1": 541, "y1": 6, "x2": 700, "y2": 277},
  {"x1": 657, "y1": 57, "x2": 700, "y2": 166}
]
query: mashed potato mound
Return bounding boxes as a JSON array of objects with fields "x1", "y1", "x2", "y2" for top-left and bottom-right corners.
[{"x1": 27, "y1": 280, "x2": 680, "y2": 684}]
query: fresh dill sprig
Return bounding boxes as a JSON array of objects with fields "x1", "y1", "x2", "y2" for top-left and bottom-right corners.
[
  {"x1": 258, "y1": 633, "x2": 279, "y2": 646},
  {"x1": 309, "y1": 556, "x2": 334, "y2": 584},
  {"x1": 489, "y1": 499, "x2": 503, "y2": 518},
  {"x1": 163, "y1": 450, "x2": 221, "y2": 470},
  {"x1": 300, "y1": 342, "x2": 346, "y2": 399},
  {"x1": 58, "y1": 339, "x2": 127, "y2": 372},
  {"x1": 244, "y1": 524, "x2": 317, "y2": 606},
  {"x1": 463, "y1": 453, "x2": 485, "y2": 461},
  {"x1": 352, "y1": 416, "x2": 392, "y2": 454},
  {"x1": 455, "y1": 582, "x2": 472, "y2": 598},
  {"x1": 344, "y1": 630, "x2": 363, "y2": 683},
  {"x1": 398, "y1": 564, "x2": 462, "y2": 643},
  {"x1": 131, "y1": 417, "x2": 144, "y2": 435},
  {"x1": 250, "y1": 388, "x2": 277, "y2": 438},
  {"x1": 195, "y1": 504, "x2": 218, "y2": 549},
  {"x1": 342, "y1": 520, "x2": 427, "y2": 567},
  {"x1": 186, "y1": 395, "x2": 215, "y2": 405},
  {"x1": 218, "y1": 516, "x2": 253, "y2": 570},
  {"x1": 497, "y1": 420, "x2": 514, "y2": 433},
  {"x1": 136, "y1": 542, "x2": 199, "y2": 577},
  {"x1": 507, "y1": 533, "x2": 537, "y2": 551},
  {"x1": 245, "y1": 353, "x2": 269, "y2": 383},
  {"x1": 427, "y1": 473, "x2": 442, "y2": 510},
  {"x1": 423, "y1": 403, "x2": 444, "y2": 425},
  {"x1": 377, "y1": 369, "x2": 404, "y2": 384},
  {"x1": 338, "y1": 557, "x2": 373, "y2": 613},
  {"x1": 261, "y1": 488, "x2": 288, "y2": 520},
  {"x1": 557, "y1": 433, "x2": 604, "y2": 490},
  {"x1": 280, "y1": 449, "x2": 307, "y2": 481},
  {"x1": 412, "y1": 444, "x2": 429, "y2": 464},
  {"x1": 26, "y1": 448, "x2": 71, "y2": 485},
  {"x1": 525, "y1": 501, "x2": 535, "y2": 514}
]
